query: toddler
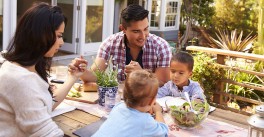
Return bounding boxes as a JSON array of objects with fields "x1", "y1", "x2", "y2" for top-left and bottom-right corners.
[{"x1": 93, "y1": 70, "x2": 168, "y2": 137}]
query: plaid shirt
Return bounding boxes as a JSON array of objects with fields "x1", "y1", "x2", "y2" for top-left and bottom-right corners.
[{"x1": 97, "y1": 32, "x2": 172, "y2": 81}]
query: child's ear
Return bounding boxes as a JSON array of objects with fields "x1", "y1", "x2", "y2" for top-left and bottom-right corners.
[{"x1": 189, "y1": 71, "x2": 193, "y2": 78}]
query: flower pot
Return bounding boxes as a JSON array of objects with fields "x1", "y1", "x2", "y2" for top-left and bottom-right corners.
[{"x1": 98, "y1": 86, "x2": 118, "y2": 106}]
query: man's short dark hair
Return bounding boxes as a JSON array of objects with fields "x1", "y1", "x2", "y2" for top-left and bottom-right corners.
[
  {"x1": 171, "y1": 51, "x2": 194, "y2": 71},
  {"x1": 121, "y1": 4, "x2": 149, "y2": 28}
]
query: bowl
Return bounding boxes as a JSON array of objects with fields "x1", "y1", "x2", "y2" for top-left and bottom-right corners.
[{"x1": 166, "y1": 97, "x2": 210, "y2": 129}]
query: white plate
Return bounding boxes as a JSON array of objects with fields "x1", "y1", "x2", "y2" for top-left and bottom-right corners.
[
  {"x1": 209, "y1": 106, "x2": 216, "y2": 112},
  {"x1": 156, "y1": 96, "x2": 187, "y2": 112}
]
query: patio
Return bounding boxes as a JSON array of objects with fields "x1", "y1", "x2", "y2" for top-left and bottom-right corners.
[{"x1": 0, "y1": 52, "x2": 260, "y2": 136}]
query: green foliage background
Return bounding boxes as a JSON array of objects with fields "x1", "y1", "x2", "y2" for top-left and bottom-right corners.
[
  {"x1": 212, "y1": 0, "x2": 258, "y2": 37},
  {"x1": 191, "y1": 52, "x2": 225, "y2": 100}
]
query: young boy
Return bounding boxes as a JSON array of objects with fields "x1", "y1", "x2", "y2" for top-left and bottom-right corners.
[
  {"x1": 157, "y1": 51, "x2": 204, "y2": 100},
  {"x1": 92, "y1": 70, "x2": 168, "y2": 137}
]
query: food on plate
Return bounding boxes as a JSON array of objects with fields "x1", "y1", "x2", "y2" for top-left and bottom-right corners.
[
  {"x1": 67, "y1": 87, "x2": 82, "y2": 98},
  {"x1": 168, "y1": 99, "x2": 210, "y2": 129},
  {"x1": 73, "y1": 83, "x2": 82, "y2": 91}
]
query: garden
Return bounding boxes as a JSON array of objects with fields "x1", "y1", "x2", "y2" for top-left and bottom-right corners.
[{"x1": 177, "y1": 0, "x2": 264, "y2": 115}]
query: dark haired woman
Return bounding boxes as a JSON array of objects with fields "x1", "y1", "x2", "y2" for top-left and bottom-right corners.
[{"x1": 0, "y1": 3, "x2": 86, "y2": 136}]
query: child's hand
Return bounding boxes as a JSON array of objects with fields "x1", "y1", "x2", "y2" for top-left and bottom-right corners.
[
  {"x1": 152, "y1": 102, "x2": 166, "y2": 123},
  {"x1": 152, "y1": 102, "x2": 163, "y2": 114}
]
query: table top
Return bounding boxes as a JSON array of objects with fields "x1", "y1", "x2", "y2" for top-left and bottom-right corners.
[
  {"x1": 53, "y1": 108, "x2": 248, "y2": 137},
  {"x1": 53, "y1": 87, "x2": 100, "y2": 137},
  {"x1": 52, "y1": 85, "x2": 249, "y2": 137},
  {"x1": 53, "y1": 109, "x2": 100, "y2": 137}
]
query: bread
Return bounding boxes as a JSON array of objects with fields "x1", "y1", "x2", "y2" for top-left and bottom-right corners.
[{"x1": 83, "y1": 82, "x2": 98, "y2": 92}]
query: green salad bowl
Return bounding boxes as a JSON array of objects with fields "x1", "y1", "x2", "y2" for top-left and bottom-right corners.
[{"x1": 166, "y1": 98, "x2": 210, "y2": 129}]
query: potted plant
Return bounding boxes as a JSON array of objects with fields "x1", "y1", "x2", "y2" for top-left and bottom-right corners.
[{"x1": 93, "y1": 56, "x2": 119, "y2": 107}]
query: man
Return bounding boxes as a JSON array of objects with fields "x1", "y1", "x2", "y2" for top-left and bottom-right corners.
[{"x1": 69, "y1": 4, "x2": 171, "y2": 86}]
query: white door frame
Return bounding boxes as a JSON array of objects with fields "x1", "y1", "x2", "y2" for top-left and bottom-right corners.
[
  {"x1": 3, "y1": 0, "x2": 16, "y2": 50},
  {"x1": 80, "y1": 0, "x2": 114, "y2": 56}
]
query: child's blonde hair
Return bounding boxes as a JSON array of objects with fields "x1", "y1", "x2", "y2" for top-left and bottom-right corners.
[{"x1": 123, "y1": 70, "x2": 159, "y2": 108}]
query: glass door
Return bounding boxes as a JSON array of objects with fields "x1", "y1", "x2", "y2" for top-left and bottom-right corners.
[
  {"x1": 85, "y1": 0, "x2": 103, "y2": 43},
  {"x1": 56, "y1": 0, "x2": 79, "y2": 54}
]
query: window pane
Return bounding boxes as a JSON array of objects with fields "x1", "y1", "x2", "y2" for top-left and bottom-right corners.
[
  {"x1": 85, "y1": 0, "x2": 103, "y2": 43},
  {"x1": 165, "y1": 1, "x2": 178, "y2": 27},
  {"x1": 57, "y1": 0, "x2": 74, "y2": 43},
  {"x1": 150, "y1": 0, "x2": 160, "y2": 27}
]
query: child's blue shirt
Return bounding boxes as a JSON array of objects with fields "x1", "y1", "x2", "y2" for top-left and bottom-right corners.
[{"x1": 92, "y1": 102, "x2": 168, "y2": 137}]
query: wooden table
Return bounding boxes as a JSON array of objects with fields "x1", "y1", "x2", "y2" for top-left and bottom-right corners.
[
  {"x1": 53, "y1": 109, "x2": 100, "y2": 137},
  {"x1": 54, "y1": 108, "x2": 249, "y2": 137},
  {"x1": 53, "y1": 88, "x2": 100, "y2": 137},
  {"x1": 53, "y1": 89, "x2": 249, "y2": 137}
]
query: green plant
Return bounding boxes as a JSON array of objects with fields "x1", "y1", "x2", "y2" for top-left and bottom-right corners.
[
  {"x1": 191, "y1": 52, "x2": 225, "y2": 100},
  {"x1": 209, "y1": 29, "x2": 257, "y2": 52},
  {"x1": 93, "y1": 56, "x2": 119, "y2": 87},
  {"x1": 225, "y1": 59, "x2": 263, "y2": 101}
]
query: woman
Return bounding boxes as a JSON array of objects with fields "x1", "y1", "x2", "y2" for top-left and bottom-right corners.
[{"x1": 0, "y1": 2, "x2": 86, "y2": 136}]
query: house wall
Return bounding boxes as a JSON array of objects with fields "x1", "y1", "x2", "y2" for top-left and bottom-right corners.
[{"x1": 2, "y1": 0, "x2": 181, "y2": 57}]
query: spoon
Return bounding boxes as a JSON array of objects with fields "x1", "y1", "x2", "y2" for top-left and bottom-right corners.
[{"x1": 184, "y1": 92, "x2": 198, "y2": 114}]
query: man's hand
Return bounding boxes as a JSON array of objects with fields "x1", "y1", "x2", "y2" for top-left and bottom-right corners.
[{"x1": 124, "y1": 61, "x2": 142, "y2": 74}]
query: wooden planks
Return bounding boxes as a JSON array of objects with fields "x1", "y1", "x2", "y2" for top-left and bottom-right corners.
[
  {"x1": 62, "y1": 110, "x2": 100, "y2": 125},
  {"x1": 208, "y1": 108, "x2": 249, "y2": 129},
  {"x1": 216, "y1": 64, "x2": 264, "y2": 77},
  {"x1": 187, "y1": 46, "x2": 264, "y2": 61},
  {"x1": 53, "y1": 114, "x2": 86, "y2": 137},
  {"x1": 53, "y1": 110, "x2": 100, "y2": 137}
]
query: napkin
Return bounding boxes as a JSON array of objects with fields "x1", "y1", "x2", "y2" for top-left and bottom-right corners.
[{"x1": 51, "y1": 101, "x2": 76, "y2": 117}]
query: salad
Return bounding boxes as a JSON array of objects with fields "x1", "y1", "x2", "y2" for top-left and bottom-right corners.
[{"x1": 169, "y1": 99, "x2": 210, "y2": 129}]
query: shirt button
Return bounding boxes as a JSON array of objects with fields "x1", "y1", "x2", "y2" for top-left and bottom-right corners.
[{"x1": 123, "y1": 62, "x2": 125, "y2": 63}]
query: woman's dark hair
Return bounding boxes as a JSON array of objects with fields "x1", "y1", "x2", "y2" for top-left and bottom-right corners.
[
  {"x1": 121, "y1": 4, "x2": 149, "y2": 28},
  {"x1": 3, "y1": 2, "x2": 67, "y2": 95},
  {"x1": 171, "y1": 51, "x2": 194, "y2": 71}
]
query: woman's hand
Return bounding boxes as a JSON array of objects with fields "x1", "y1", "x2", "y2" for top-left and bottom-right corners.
[{"x1": 68, "y1": 56, "x2": 88, "y2": 78}]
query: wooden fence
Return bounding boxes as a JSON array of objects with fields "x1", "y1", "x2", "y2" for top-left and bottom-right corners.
[{"x1": 186, "y1": 46, "x2": 264, "y2": 115}]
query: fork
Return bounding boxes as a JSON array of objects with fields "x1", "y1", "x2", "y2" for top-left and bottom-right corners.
[{"x1": 184, "y1": 92, "x2": 198, "y2": 114}]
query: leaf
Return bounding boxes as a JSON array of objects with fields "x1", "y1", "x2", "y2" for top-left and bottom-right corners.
[
  {"x1": 92, "y1": 55, "x2": 119, "y2": 87},
  {"x1": 209, "y1": 29, "x2": 256, "y2": 52}
]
